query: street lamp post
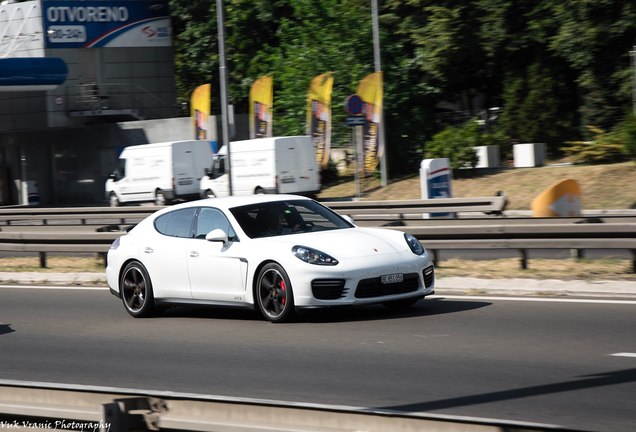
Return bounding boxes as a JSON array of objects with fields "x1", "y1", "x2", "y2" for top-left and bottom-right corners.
[
  {"x1": 371, "y1": 0, "x2": 387, "y2": 188},
  {"x1": 216, "y1": 0, "x2": 232, "y2": 195}
]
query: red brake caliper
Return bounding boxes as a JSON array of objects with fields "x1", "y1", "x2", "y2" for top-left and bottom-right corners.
[{"x1": 280, "y1": 280, "x2": 286, "y2": 305}]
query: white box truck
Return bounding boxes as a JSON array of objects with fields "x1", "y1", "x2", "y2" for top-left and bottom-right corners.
[
  {"x1": 200, "y1": 136, "x2": 321, "y2": 198},
  {"x1": 106, "y1": 140, "x2": 214, "y2": 206}
]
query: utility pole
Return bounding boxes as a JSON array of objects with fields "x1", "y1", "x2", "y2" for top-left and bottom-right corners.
[
  {"x1": 216, "y1": 0, "x2": 232, "y2": 195},
  {"x1": 371, "y1": 0, "x2": 387, "y2": 187}
]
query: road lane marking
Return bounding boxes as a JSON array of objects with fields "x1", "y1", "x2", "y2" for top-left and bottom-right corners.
[
  {"x1": 610, "y1": 353, "x2": 636, "y2": 358},
  {"x1": 429, "y1": 295, "x2": 636, "y2": 305}
]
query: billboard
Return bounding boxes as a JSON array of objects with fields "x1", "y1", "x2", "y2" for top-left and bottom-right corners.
[
  {"x1": 249, "y1": 74, "x2": 273, "y2": 139},
  {"x1": 41, "y1": 0, "x2": 171, "y2": 48},
  {"x1": 306, "y1": 73, "x2": 333, "y2": 168},
  {"x1": 356, "y1": 71, "x2": 383, "y2": 175}
]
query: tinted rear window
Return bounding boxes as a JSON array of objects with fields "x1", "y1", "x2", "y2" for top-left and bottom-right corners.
[{"x1": 154, "y1": 208, "x2": 196, "y2": 238}]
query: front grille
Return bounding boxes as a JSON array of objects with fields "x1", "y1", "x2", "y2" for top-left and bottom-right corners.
[
  {"x1": 354, "y1": 273, "x2": 419, "y2": 299},
  {"x1": 312, "y1": 279, "x2": 348, "y2": 300},
  {"x1": 423, "y1": 266, "x2": 434, "y2": 288}
]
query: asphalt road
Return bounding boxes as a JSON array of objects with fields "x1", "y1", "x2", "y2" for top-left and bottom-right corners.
[{"x1": 0, "y1": 286, "x2": 635, "y2": 431}]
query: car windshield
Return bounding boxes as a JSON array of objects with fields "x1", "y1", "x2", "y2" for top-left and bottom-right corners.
[{"x1": 230, "y1": 199, "x2": 352, "y2": 239}]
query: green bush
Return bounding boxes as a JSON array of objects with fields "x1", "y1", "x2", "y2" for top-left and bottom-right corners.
[
  {"x1": 564, "y1": 126, "x2": 626, "y2": 163},
  {"x1": 320, "y1": 161, "x2": 341, "y2": 185},
  {"x1": 424, "y1": 119, "x2": 499, "y2": 171},
  {"x1": 616, "y1": 113, "x2": 636, "y2": 159}
]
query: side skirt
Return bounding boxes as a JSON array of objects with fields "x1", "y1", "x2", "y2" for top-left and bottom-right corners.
[{"x1": 154, "y1": 298, "x2": 255, "y2": 311}]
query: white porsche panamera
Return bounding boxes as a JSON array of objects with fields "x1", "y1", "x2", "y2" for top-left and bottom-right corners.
[{"x1": 107, "y1": 195, "x2": 435, "y2": 322}]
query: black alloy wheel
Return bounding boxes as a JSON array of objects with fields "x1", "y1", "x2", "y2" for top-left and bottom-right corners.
[
  {"x1": 256, "y1": 263, "x2": 295, "y2": 323},
  {"x1": 121, "y1": 261, "x2": 156, "y2": 318}
]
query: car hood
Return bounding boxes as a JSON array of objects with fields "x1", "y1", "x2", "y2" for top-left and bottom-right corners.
[{"x1": 257, "y1": 227, "x2": 409, "y2": 259}]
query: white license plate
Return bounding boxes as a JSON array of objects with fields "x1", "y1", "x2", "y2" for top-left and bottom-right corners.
[{"x1": 381, "y1": 273, "x2": 403, "y2": 284}]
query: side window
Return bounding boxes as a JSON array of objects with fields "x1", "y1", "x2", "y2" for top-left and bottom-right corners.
[
  {"x1": 154, "y1": 208, "x2": 196, "y2": 238},
  {"x1": 114, "y1": 158, "x2": 126, "y2": 181},
  {"x1": 195, "y1": 207, "x2": 236, "y2": 240}
]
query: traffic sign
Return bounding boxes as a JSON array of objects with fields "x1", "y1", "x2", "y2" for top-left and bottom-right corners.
[
  {"x1": 344, "y1": 94, "x2": 363, "y2": 115},
  {"x1": 345, "y1": 115, "x2": 366, "y2": 126},
  {"x1": 531, "y1": 179, "x2": 581, "y2": 217}
]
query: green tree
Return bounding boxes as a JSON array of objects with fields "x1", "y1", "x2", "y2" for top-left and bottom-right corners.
[
  {"x1": 547, "y1": 0, "x2": 636, "y2": 134},
  {"x1": 496, "y1": 60, "x2": 579, "y2": 157}
]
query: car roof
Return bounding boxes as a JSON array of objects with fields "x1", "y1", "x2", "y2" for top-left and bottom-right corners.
[{"x1": 163, "y1": 194, "x2": 314, "y2": 213}]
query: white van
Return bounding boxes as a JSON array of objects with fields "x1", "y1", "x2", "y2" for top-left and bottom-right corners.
[
  {"x1": 106, "y1": 141, "x2": 214, "y2": 206},
  {"x1": 200, "y1": 136, "x2": 321, "y2": 198}
]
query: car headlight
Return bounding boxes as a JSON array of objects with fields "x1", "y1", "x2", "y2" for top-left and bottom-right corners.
[
  {"x1": 292, "y1": 246, "x2": 339, "y2": 265},
  {"x1": 404, "y1": 233, "x2": 425, "y2": 255}
]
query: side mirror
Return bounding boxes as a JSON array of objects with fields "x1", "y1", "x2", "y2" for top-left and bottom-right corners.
[
  {"x1": 109, "y1": 172, "x2": 116, "y2": 179},
  {"x1": 205, "y1": 228, "x2": 228, "y2": 245},
  {"x1": 205, "y1": 167, "x2": 212, "y2": 177}
]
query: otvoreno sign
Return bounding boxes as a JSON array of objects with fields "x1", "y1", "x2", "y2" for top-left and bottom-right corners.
[
  {"x1": 420, "y1": 158, "x2": 453, "y2": 219},
  {"x1": 42, "y1": 0, "x2": 171, "y2": 48}
]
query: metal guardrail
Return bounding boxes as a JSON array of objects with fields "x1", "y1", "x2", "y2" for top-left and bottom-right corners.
[
  {"x1": 0, "y1": 206, "x2": 160, "y2": 226},
  {"x1": 326, "y1": 195, "x2": 509, "y2": 219},
  {"x1": 384, "y1": 223, "x2": 636, "y2": 270},
  {"x1": 0, "y1": 380, "x2": 580, "y2": 432},
  {"x1": 0, "y1": 200, "x2": 634, "y2": 271}
]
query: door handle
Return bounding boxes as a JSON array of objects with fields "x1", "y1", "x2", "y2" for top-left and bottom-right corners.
[
  {"x1": 190, "y1": 251, "x2": 199, "y2": 258},
  {"x1": 144, "y1": 247, "x2": 153, "y2": 254}
]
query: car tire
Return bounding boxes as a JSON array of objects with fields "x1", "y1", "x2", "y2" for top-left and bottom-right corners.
[
  {"x1": 382, "y1": 298, "x2": 419, "y2": 310},
  {"x1": 155, "y1": 190, "x2": 166, "y2": 206},
  {"x1": 255, "y1": 263, "x2": 295, "y2": 323},
  {"x1": 120, "y1": 261, "x2": 157, "y2": 318},
  {"x1": 255, "y1": 187, "x2": 265, "y2": 195},
  {"x1": 205, "y1": 189, "x2": 216, "y2": 198},
  {"x1": 109, "y1": 193, "x2": 120, "y2": 207}
]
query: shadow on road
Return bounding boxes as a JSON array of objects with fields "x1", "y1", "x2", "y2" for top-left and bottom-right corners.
[
  {"x1": 0, "y1": 324, "x2": 15, "y2": 335},
  {"x1": 155, "y1": 298, "x2": 491, "y2": 324},
  {"x1": 378, "y1": 368, "x2": 636, "y2": 413},
  {"x1": 293, "y1": 298, "x2": 492, "y2": 324}
]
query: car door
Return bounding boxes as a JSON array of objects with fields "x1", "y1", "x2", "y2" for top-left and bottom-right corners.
[
  {"x1": 187, "y1": 207, "x2": 247, "y2": 302},
  {"x1": 140, "y1": 207, "x2": 196, "y2": 299}
]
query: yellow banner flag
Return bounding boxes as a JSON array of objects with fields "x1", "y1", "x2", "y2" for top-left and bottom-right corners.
[
  {"x1": 249, "y1": 74, "x2": 274, "y2": 139},
  {"x1": 191, "y1": 83, "x2": 211, "y2": 141},
  {"x1": 356, "y1": 72, "x2": 383, "y2": 175},
  {"x1": 307, "y1": 73, "x2": 333, "y2": 168}
]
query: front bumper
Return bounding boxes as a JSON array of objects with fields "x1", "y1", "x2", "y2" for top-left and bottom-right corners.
[{"x1": 288, "y1": 251, "x2": 435, "y2": 308}]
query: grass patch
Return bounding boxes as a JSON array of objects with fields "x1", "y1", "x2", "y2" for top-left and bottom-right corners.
[
  {"x1": 434, "y1": 258, "x2": 636, "y2": 281},
  {"x1": 319, "y1": 161, "x2": 636, "y2": 210},
  {"x1": 0, "y1": 255, "x2": 105, "y2": 273}
]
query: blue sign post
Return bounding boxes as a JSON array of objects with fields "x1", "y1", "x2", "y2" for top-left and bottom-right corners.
[
  {"x1": 344, "y1": 94, "x2": 363, "y2": 115},
  {"x1": 345, "y1": 94, "x2": 365, "y2": 199}
]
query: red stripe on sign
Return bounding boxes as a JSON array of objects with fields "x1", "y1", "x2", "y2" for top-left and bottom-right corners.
[{"x1": 429, "y1": 167, "x2": 450, "y2": 176}]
